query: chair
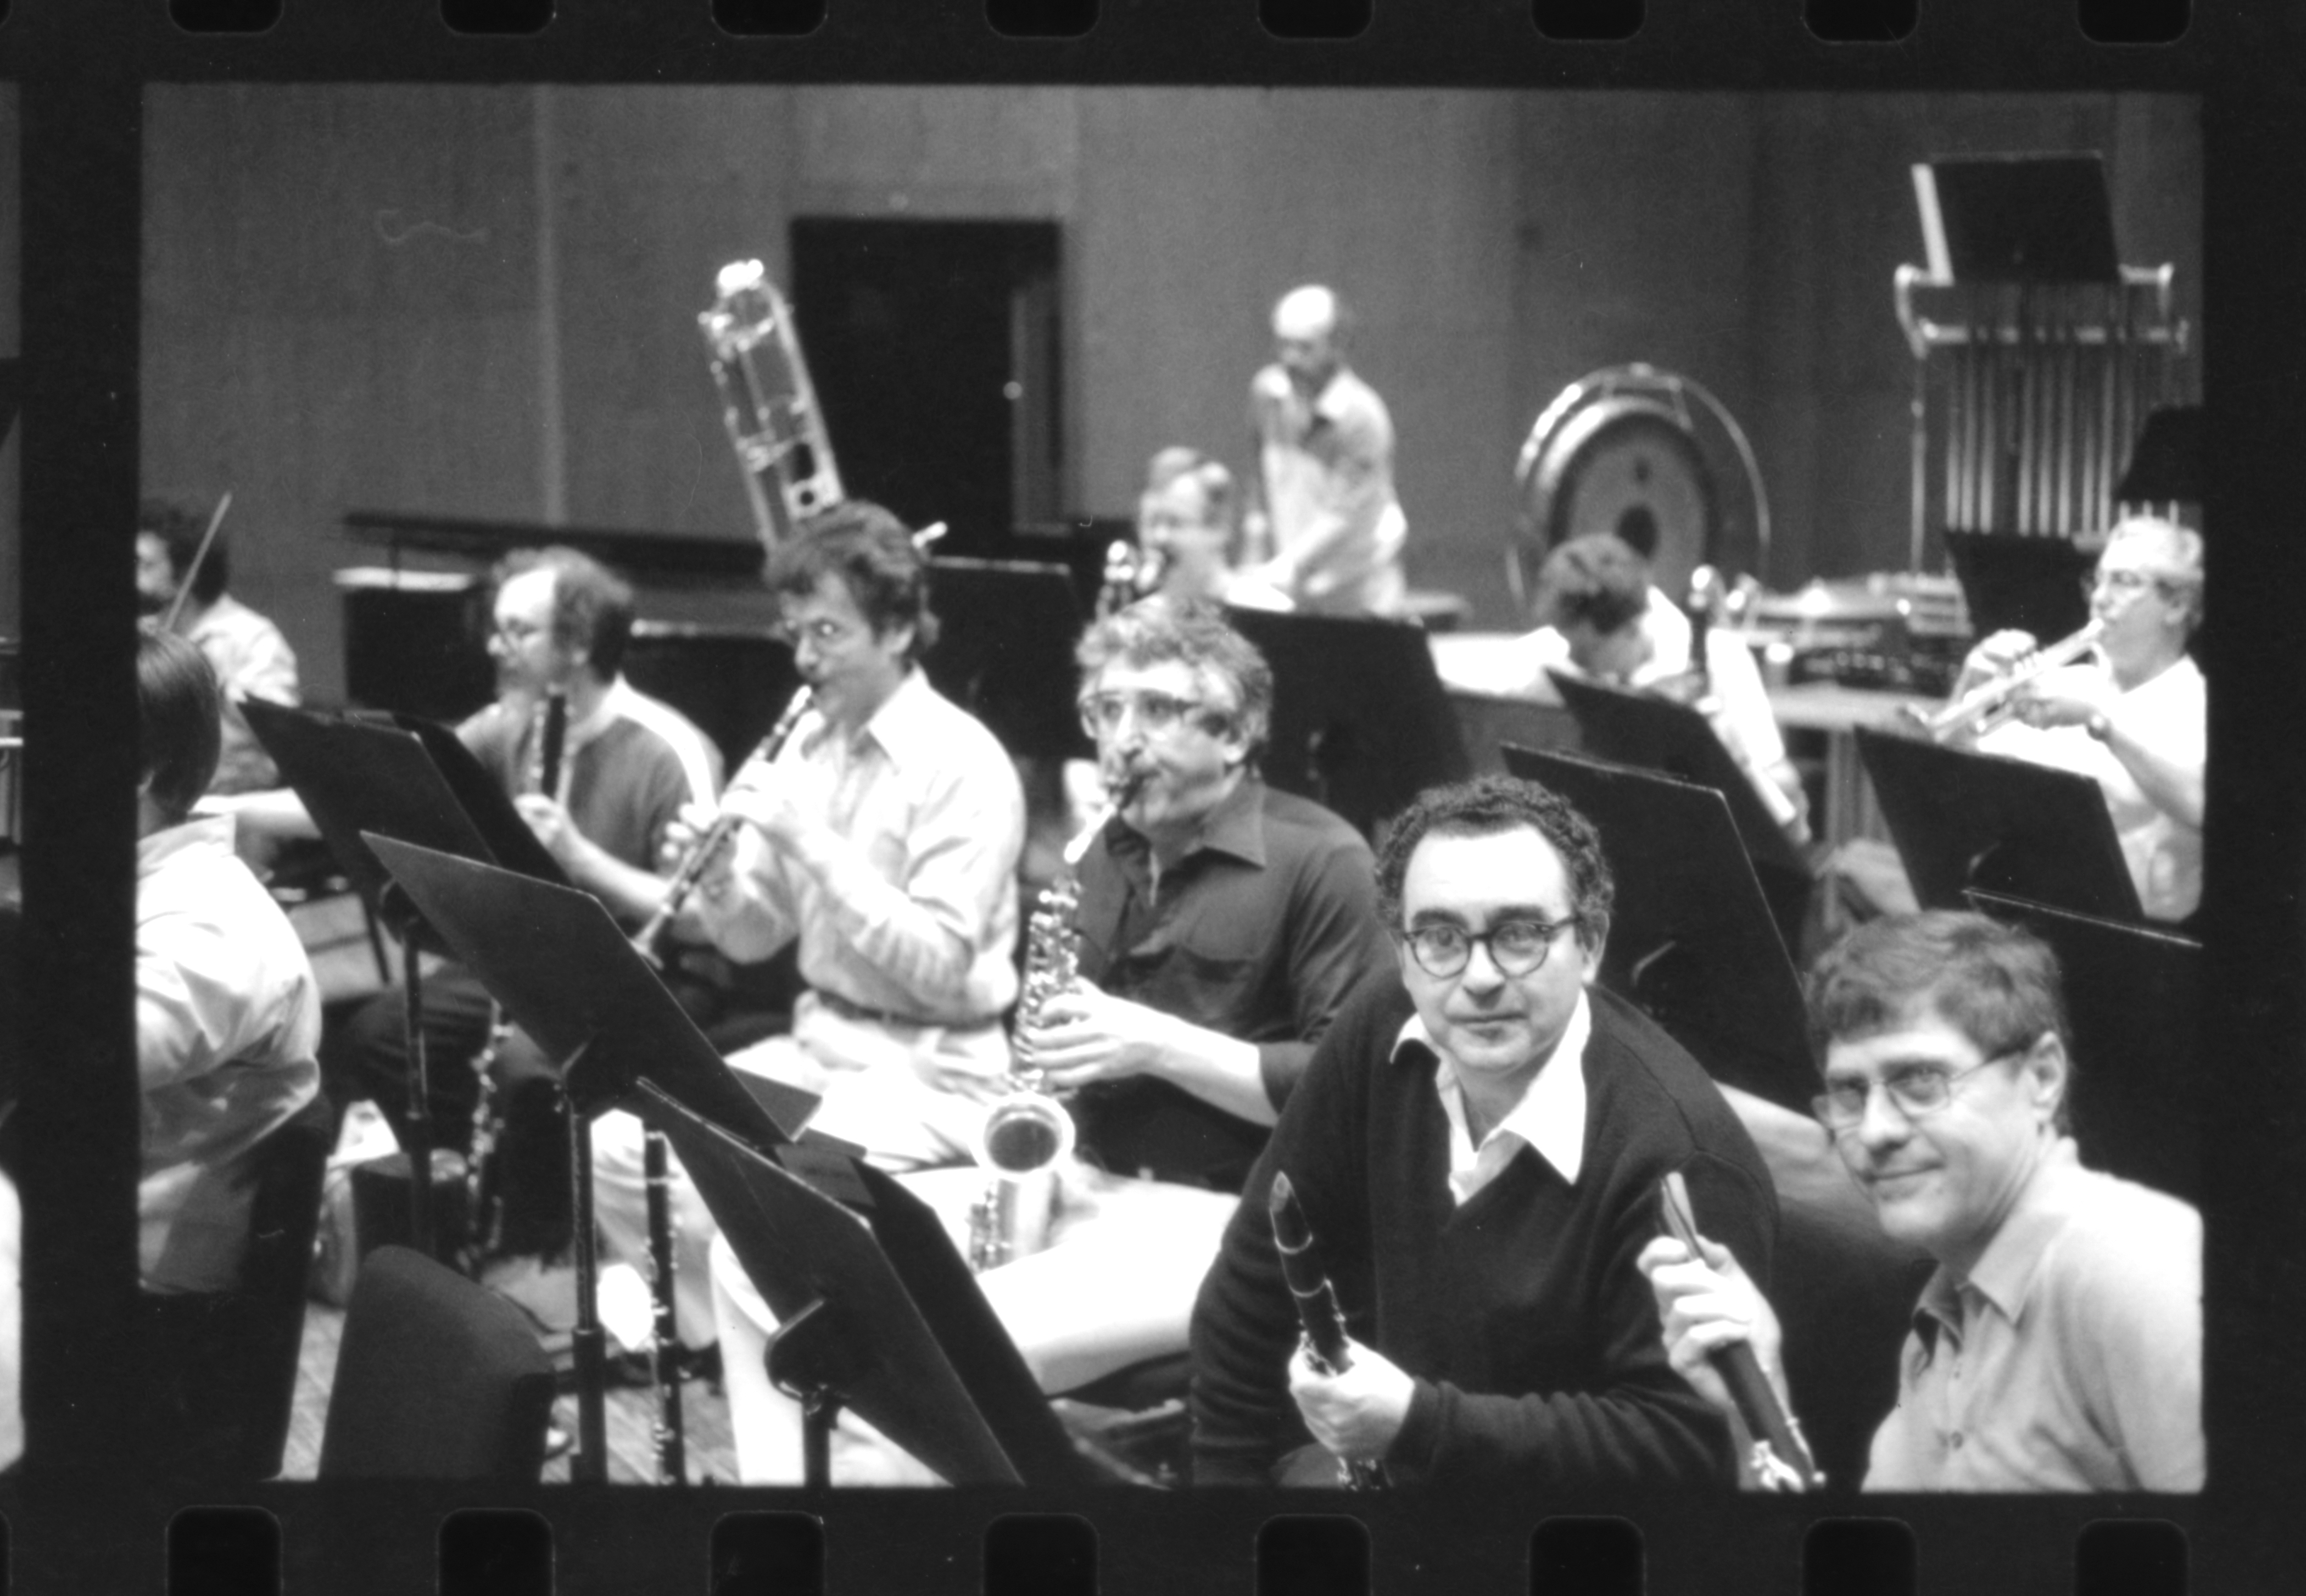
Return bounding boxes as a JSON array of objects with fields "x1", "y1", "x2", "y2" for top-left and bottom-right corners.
[
  {"x1": 138, "y1": 1091, "x2": 334, "y2": 1479},
  {"x1": 318, "y1": 1245, "x2": 556, "y2": 1480}
]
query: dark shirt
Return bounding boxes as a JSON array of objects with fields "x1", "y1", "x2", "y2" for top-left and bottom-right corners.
[
  {"x1": 1069, "y1": 776, "x2": 1391, "y2": 1194},
  {"x1": 1189, "y1": 978, "x2": 1779, "y2": 1488}
]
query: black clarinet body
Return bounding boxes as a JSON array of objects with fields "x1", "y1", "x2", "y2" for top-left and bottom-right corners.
[
  {"x1": 1267, "y1": 1171, "x2": 1389, "y2": 1491},
  {"x1": 645, "y1": 1126, "x2": 687, "y2": 1483}
]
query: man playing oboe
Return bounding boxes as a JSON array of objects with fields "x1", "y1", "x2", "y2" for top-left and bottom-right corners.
[
  {"x1": 1640, "y1": 911, "x2": 2203, "y2": 1491},
  {"x1": 1190, "y1": 774, "x2": 1777, "y2": 1487}
]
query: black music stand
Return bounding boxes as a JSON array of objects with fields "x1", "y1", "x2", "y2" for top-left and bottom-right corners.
[
  {"x1": 1912, "y1": 154, "x2": 2119, "y2": 284},
  {"x1": 622, "y1": 1086, "x2": 1098, "y2": 1488},
  {"x1": 1966, "y1": 890, "x2": 2199, "y2": 1205},
  {"x1": 244, "y1": 700, "x2": 571, "y2": 1260},
  {"x1": 1546, "y1": 670, "x2": 1812, "y2": 950},
  {"x1": 2115, "y1": 404, "x2": 2204, "y2": 510},
  {"x1": 361, "y1": 834, "x2": 819, "y2": 1486},
  {"x1": 1223, "y1": 607, "x2": 1472, "y2": 840},
  {"x1": 1942, "y1": 531, "x2": 2095, "y2": 644},
  {"x1": 1855, "y1": 726, "x2": 2143, "y2": 924},
  {"x1": 926, "y1": 556, "x2": 1089, "y2": 761},
  {"x1": 1501, "y1": 745, "x2": 1813, "y2": 1110}
]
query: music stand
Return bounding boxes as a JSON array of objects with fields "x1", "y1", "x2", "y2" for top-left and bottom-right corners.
[
  {"x1": 926, "y1": 556, "x2": 1089, "y2": 761},
  {"x1": 244, "y1": 700, "x2": 572, "y2": 1259},
  {"x1": 1966, "y1": 890, "x2": 2199, "y2": 1205},
  {"x1": 1943, "y1": 531, "x2": 2095, "y2": 644},
  {"x1": 1546, "y1": 671, "x2": 1811, "y2": 950},
  {"x1": 1223, "y1": 607, "x2": 1472, "y2": 840},
  {"x1": 2115, "y1": 404, "x2": 2204, "y2": 510},
  {"x1": 628, "y1": 1087, "x2": 1097, "y2": 1488},
  {"x1": 1501, "y1": 745, "x2": 1814, "y2": 1110},
  {"x1": 1855, "y1": 726, "x2": 2143, "y2": 923},
  {"x1": 361, "y1": 834, "x2": 818, "y2": 1485},
  {"x1": 1911, "y1": 154, "x2": 2119, "y2": 284}
]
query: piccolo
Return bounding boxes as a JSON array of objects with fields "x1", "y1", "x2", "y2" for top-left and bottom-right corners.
[
  {"x1": 632, "y1": 685, "x2": 814, "y2": 962},
  {"x1": 1656, "y1": 1170, "x2": 1822, "y2": 1491},
  {"x1": 1268, "y1": 1171, "x2": 1389, "y2": 1491}
]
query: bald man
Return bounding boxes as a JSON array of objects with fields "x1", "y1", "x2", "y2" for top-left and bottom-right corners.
[{"x1": 1243, "y1": 285, "x2": 1409, "y2": 617}]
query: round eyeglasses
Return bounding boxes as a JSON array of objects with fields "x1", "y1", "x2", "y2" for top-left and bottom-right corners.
[
  {"x1": 1398, "y1": 917, "x2": 1579, "y2": 979},
  {"x1": 1079, "y1": 689, "x2": 1214, "y2": 740},
  {"x1": 1811, "y1": 1052, "x2": 2013, "y2": 1134}
]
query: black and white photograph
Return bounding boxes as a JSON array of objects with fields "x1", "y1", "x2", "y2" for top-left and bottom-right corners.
[{"x1": 7, "y1": 9, "x2": 2304, "y2": 1594}]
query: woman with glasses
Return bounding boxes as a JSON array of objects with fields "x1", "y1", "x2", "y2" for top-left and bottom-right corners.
[
  {"x1": 1641, "y1": 911, "x2": 2202, "y2": 1492},
  {"x1": 1944, "y1": 516, "x2": 2206, "y2": 922},
  {"x1": 1191, "y1": 774, "x2": 1777, "y2": 1489}
]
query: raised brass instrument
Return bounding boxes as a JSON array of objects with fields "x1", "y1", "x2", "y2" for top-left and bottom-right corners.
[
  {"x1": 632, "y1": 685, "x2": 815, "y2": 964},
  {"x1": 967, "y1": 777, "x2": 1138, "y2": 1273},
  {"x1": 700, "y1": 260, "x2": 845, "y2": 553},
  {"x1": 1268, "y1": 1171, "x2": 1389, "y2": 1491},
  {"x1": 1915, "y1": 618, "x2": 2105, "y2": 743},
  {"x1": 1098, "y1": 537, "x2": 1162, "y2": 619}
]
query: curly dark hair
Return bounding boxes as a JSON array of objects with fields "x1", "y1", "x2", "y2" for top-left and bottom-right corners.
[
  {"x1": 1806, "y1": 909, "x2": 2075, "y2": 1133},
  {"x1": 1074, "y1": 595, "x2": 1273, "y2": 761},
  {"x1": 1373, "y1": 774, "x2": 1613, "y2": 954},
  {"x1": 764, "y1": 500, "x2": 939, "y2": 661}
]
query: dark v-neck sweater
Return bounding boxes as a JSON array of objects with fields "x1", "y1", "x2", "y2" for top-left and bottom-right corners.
[{"x1": 1190, "y1": 976, "x2": 1778, "y2": 1488}]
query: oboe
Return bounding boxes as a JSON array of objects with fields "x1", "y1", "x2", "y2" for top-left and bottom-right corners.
[
  {"x1": 1656, "y1": 1170, "x2": 1822, "y2": 1491},
  {"x1": 1268, "y1": 1171, "x2": 1389, "y2": 1491},
  {"x1": 631, "y1": 685, "x2": 814, "y2": 964}
]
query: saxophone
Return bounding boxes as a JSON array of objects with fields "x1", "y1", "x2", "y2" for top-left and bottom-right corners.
[
  {"x1": 699, "y1": 259, "x2": 845, "y2": 553},
  {"x1": 967, "y1": 775, "x2": 1140, "y2": 1272}
]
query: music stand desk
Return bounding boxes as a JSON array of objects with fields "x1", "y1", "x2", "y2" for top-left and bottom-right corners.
[
  {"x1": 1501, "y1": 745, "x2": 1813, "y2": 1111},
  {"x1": 1856, "y1": 726, "x2": 2143, "y2": 924}
]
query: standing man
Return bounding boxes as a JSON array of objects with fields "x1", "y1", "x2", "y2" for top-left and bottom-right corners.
[
  {"x1": 323, "y1": 545, "x2": 721, "y2": 1260},
  {"x1": 1244, "y1": 285, "x2": 1409, "y2": 617},
  {"x1": 591, "y1": 501, "x2": 1028, "y2": 1372},
  {"x1": 1191, "y1": 774, "x2": 1777, "y2": 1488},
  {"x1": 1950, "y1": 516, "x2": 2204, "y2": 923},
  {"x1": 1641, "y1": 911, "x2": 2202, "y2": 1491},
  {"x1": 136, "y1": 498, "x2": 300, "y2": 796}
]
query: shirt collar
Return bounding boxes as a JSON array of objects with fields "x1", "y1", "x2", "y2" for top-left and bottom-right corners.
[
  {"x1": 138, "y1": 811, "x2": 237, "y2": 881},
  {"x1": 812, "y1": 667, "x2": 940, "y2": 772},
  {"x1": 1107, "y1": 772, "x2": 1269, "y2": 871},
  {"x1": 562, "y1": 675, "x2": 634, "y2": 752},
  {"x1": 1393, "y1": 989, "x2": 1592, "y2": 1186}
]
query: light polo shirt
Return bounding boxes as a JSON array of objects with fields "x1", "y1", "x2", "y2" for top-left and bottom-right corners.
[
  {"x1": 1401, "y1": 990, "x2": 1593, "y2": 1206},
  {"x1": 1864, "y1": 1139, "x2": 2203, "y2": 1492}
]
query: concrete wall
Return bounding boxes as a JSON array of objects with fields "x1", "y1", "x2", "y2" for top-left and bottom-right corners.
[{"x1": 138, "y1": 86, "x2": 2201, "y2": 702}]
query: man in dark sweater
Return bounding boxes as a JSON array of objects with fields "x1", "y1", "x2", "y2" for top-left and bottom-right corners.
[{"x1": 1190, "y1": 774, "x2": 1778, "y2": 1487}]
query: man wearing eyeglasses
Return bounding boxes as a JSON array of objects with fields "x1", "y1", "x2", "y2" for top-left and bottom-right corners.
[
  {"x1": 1947, "y1": 516, "x2": 2205, "y2": 922},
  {"x1": 1640, "y1": 911, "x2": 2202, "y2": 1491},
  {"x1": 1191, "y1": 774, "x2": 1777, "y2": 1488}
]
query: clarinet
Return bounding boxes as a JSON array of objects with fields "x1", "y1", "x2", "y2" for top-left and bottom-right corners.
[
  {"x1": 645, "y1": 1127, "x2": 686, "y2": 1483},
  {"x1": 1268, "y1": 1171, "x2": 1389, "y2": 1490},
  {"x1": 1656, "y1": 1170, "x2": 1822, "y2": 1491},
  {"x1": 630, "y1": 685, "x2": 814, "y2": 965}
]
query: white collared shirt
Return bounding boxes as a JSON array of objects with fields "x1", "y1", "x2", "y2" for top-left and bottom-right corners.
[{"x1": 1397, "y1": 990, "x2": 1593, "y2": 1205}]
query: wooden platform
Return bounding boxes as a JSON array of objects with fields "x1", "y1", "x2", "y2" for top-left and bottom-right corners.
[{"x1": 281, "y1": 1290, "x2": 741, "y2": 1486}]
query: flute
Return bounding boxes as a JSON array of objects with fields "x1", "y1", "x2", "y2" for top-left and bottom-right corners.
[
  {"x1": 1268, "y1": 1171, "x2": 1389, "y2": 1491},
  {"x1": 631, "y1": 685, "x2": 813, "y2": 962}
]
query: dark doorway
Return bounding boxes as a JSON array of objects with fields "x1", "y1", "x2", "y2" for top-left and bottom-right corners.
[{"x1": 790, "y1": 219, "x2": 1063, "y2": 556}]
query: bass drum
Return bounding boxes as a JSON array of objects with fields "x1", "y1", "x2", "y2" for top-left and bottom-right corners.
[{"x1": 1511, "y1": 365, "x2": 1768, "y2": 616}]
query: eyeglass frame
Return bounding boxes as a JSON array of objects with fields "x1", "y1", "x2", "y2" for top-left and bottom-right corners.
[
  {"x1": 2081, "y1": 566, "x2": 2190, "y2": 603},
  {"x1": 1810, "y1": 1047, "x2": 2025, "y2": 1135},
  {"x1": 1394, "y1": 914, "x2": 1584, "y2": 980},
  {"x1": 1077, "y1": 687, "x2": 1230, "y2": 741}
]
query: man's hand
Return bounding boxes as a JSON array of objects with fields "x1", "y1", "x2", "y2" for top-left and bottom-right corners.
[
  {"x1": 513, "y1": 792, "x2": 585, "y2": 867},
  {"x1": 2009, "y1": 661, "x2": 2115, "y2": 730},
  {"x1": 714, "y1": 764, "x2": 833, "y2": 859},
  {"x1": 1287, "y1": 1336, "x2": 1413, "y2": 1463},
  {"x1": 1955, "y1": 628, "x2": 2041, "y2": 696},
  {"x1": 1024, "y1": 987, "x2": 1181, "y2": 1090},
  {"x1": 1635, "y1": 1234, "x2": 1788, "y2": 1419}
]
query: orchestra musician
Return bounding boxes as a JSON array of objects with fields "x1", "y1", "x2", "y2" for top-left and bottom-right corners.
[
  {"x1": 587, "y1": 502, "x2": 1028, "y2": 1394},
  {"x1": 1243, "y1": 285, "x2": 1409, "y2": 617},
  {"x1": 1190, "y1": 774, "x2": 1777, "y2": 1488},
  {"x1": 135, "y1": 632, "x2": 323, "y2": 1465},
  {"x1": 1131, "y1": 448, "x2": 1289, "y2": 612},
  {"x1": 701, "y1": 595, "x2": 1393, "y2": 1483},
  {"x1": 135, "y1": 497, "x2": 300, "y2": 797},
  {"x1": 321, "y1": 546, "x2": 722, "y2": 1265},
  {"x1": 1640, "y1": 910, "x2": 2202, "y2": 1491},
  {"x1": 1523, "y1": 531, "x2": 1810, "y2": 846},
  {"x1": 1941, "y1": 516, "x2": 2204, "y2": 924}
]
